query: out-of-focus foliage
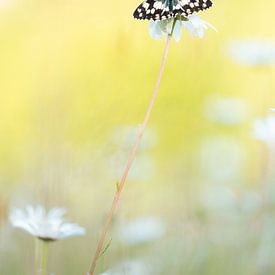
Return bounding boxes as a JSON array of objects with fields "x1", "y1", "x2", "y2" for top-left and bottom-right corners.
[{"x1": 0, "y1": 0, "x2": 275, "y2": 274}]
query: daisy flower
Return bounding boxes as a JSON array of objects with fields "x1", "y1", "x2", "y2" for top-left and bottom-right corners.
[
  {"x1": 149, "y1": 15, "x2": 216, "y2": 42},
  {"x1": 228, "y1": 40, "x2": 275, "y2": 67},
  {"x1": 203, "y1": 95, "x2": 248, "y2": 125},
  {"x1": 100, "y1": 259, "x2": 153, "y2": 275},
  {"x1": 118, "y1": 216, "x2": 165, "y2": 245},
  {"x1": 10, "y1": 205, "x2": 85, "y2": 241},
  {"x1": 253, "y1": 115, "x2": 275, "y2": 146}
]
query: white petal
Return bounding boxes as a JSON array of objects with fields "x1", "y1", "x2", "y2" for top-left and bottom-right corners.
[
  {"x1": 183, "y1": 15, "x2": 217, "y2": 38},
  {"x1": 173, "y1": 21, "x2": 183, "y2": 42},
  {"x1": 149, "y1": 21, "x2": 163, "y2": 40},
  {"x1": 58, "y1": 223, "x2": 86, "y2": 239},
  {"x1": 9, "y1": 205, "x2": 86, "y2": 241},
  {"x1": 48, "y1": 208, "x2": 66, "y2": 220}
]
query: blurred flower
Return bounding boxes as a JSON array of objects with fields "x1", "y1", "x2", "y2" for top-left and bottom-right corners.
[
  {"x1": 270, "y1": 108, "x2": 275, "y2": 113},
  {"x1": 10, "y1": 205, "x2": 85, "y2": 241},
  {"x1": 201, "y1": 186, "x2": 237, "y2": 213},
  {"x1": 181, "y1": 15, "x2": 217, "y2": 38},
  {"x1": 118, "y1": 216, "x2": 165, "y2": 245},
  {"x1": 149, "y1": 15, "x2": 216, "y2": 42},
  {"x1": 252, "y1": 115, "x2": 275, "y2": 145},
  {"x1": 204, "y1": 95, "x2": 248, "y2": 125},
  {"x1": 100, "y1": 259, "x2": 153, "y2": 275},
  {"x1": 228, "y1": 40, "x2": 275, "y2": 66},
  {"x1": 199, "y1": 137, "x2": 245, "y2": 182}
]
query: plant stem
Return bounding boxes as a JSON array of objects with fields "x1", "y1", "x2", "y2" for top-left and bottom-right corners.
[
  {"x1": 170, "y1": 18, "x2": 177, "y2": 35},
  {"x1": 35, "y1": 239, "x2": 40, "y2": 275},
  {"x1": 87, "y1": 33, "x2": 173, "y2": 275},
  {"x1": 40, "y1": 241, "x2": 49, "y2": 275}
]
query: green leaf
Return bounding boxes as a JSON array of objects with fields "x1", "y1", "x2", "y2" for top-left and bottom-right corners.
[{"x1": 99, "y1": 238, "x2": 112, "y2": 259}]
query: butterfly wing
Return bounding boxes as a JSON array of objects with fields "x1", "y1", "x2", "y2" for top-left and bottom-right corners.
[
  {"x1": 172, "y1": 0, "x2": 213, "y2": 17},
  {"x1": 133, "y1": 0, "x2": 173, "y2": 21},
  {"x1": 133, "y1": 0, "x2": 213, "y2": 21}
]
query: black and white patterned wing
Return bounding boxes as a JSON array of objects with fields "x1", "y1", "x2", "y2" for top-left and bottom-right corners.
[
  {"x1": 172, "y1": 0, "x2": 213, "y2": 17},
  {"x1": 133, "y1": 0, "x2": 213, "y2": 21},
  {"x1": 133, "y1": 0, "x2": 173, "y2": 21}
]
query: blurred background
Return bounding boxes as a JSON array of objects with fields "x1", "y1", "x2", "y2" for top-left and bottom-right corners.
[{"x1": 0, "y1": 0, "x2": 275, "y2": 274}]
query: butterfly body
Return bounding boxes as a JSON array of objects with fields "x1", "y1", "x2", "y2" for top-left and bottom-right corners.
[{"x1": 133, "y1": 0, "x2": 212, "y2": 21}]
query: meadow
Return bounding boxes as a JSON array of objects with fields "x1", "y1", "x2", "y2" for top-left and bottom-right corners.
[{"x1": 0, "y1": 0, "x2": 275, "y2": 274}]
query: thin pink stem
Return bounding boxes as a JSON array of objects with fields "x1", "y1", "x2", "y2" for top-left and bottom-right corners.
[{"x1": 87, "y1": 34, "x2": 173, "y2": 275}]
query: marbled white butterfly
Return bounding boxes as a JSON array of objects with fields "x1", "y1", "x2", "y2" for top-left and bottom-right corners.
[{"x1": 133, "y1": 0, "x2": 212, "y2": 21}]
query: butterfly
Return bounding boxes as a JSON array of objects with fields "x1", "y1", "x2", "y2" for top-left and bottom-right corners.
[{"x1": 133, "y1": 0, "x2": 212, "y2": 21}]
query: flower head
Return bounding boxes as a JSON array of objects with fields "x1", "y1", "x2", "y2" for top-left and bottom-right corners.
[
  {"x1": 10, "y1": 205, "x2": 85, "y2": 241},
  {"x1": 100, "y1": 259, "x2": 153, "y2": 275},
  {"x1": 118, "y1": 216, "x2": 165, "y2": 245},
  {"x1": 149, "y1": 15, "x2": 216, "y2": 42},
  {"x1": 228, "y1": 40, "x2": 275, "y2": 67},
  {"x1": 204, "y1": 95, "x2": 248, "y2": 125},
  {"x1": 199, "y1": 137, "x2": 245, "y2": 182},
  {"x1": 252, "y1": 115, "x2": 275, "y2": 146}
]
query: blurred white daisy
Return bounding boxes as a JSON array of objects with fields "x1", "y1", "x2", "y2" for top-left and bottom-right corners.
[
  {"x1": 10, "y1": 205, "x2": 85, "y2": 241},
  {"x1": 201, "y1": 186, "x2": 237, "y2": 213},
  {"x1": 100, "y1": 259, "x2": 153, "y2": 275},
  {"x1": 149, "y1": 15, "x2": 216, "y2": 42},
  {"x1": 118, "y1": 216, "x2": 165, "y2": 245},
  {"x1": 228, "y1": 40, "x2": 275, "y2": 66},
  {"x1": 199, "y1": 137, "x2": 245, "y2": 183},
  {"x1": 204, "y1": 95, "x2": 248, "y2": 125},
  {"x1": 253, "y1": 115, "x2": 275, "y2": 145}
]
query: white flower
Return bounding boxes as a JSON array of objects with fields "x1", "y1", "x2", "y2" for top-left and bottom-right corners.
[
  {"x1": 118, "y1": 216, "x2": 165, "y2": 245},
  {"x1": 253, "y1": 115, "x2": 275, "y2": 145},
  {"x1": 149, "y1": 15, "x2": 216, "y2": 42},
  {"x1": 203, "y1": 95, "x2": 248, "y2": 125},
  {"x1": 201, "y1": 186, "x2": 237, "y2": 213},
  {"x1": 182, "y1": 15, "x2": 217, "y2": 38},
  {"x1": 10, "y1": 205, "x2": 86, "y2": 241},
  {"x1": 100, "y1": 259, "x2": 153, "y2": 275},
  {"x1": 228, "y1": 40, "x2": 275, "y2": 66},
  {"x1": 199, "y1": 137, "x2": 245, "y2": 182}
]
